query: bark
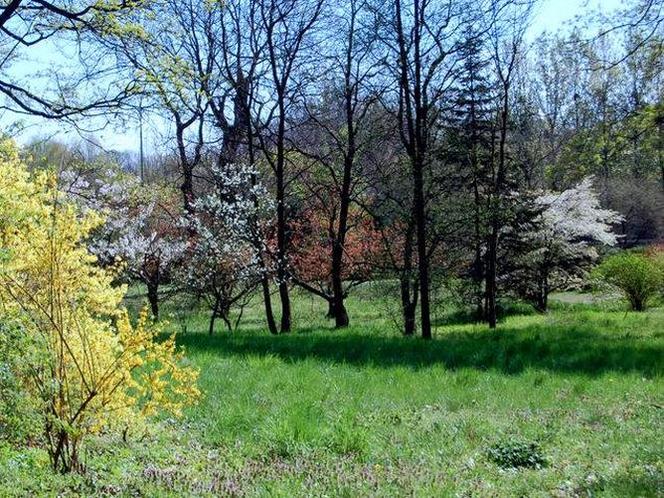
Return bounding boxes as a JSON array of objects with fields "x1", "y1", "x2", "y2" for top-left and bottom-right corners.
[
  {"x1": 275, "y1": 94, "x2": 292, "y2": 333},
  {"x1": 394, "y1": 0, "x2": 434, "y2": 339},
  {"x1": 533, "y1": 272, "x2": 549, "y2": 313},
  {"x1": 486, "y1": 75, "x2": 510, "y2": 330},
  {"x1": 175, "y1": 119, "x2": 197, "y2": 215},
  {"x1": 413, "y1": 156, "x2": 431, "y2": 339},
  {"x1": 658, "y1": 116, "x2": 664, "y2": 191},
  {"x1": 400, "y1": 223, "x2": 418, "y2": 336},
  {"x1": 209, "y1": 298, "x2": 220, "y2": 335},
  {"x1": 146, "y1": 279, "x2": 159, "y2": 320},
  {"x1": 276, "y1": 196, "x2": 292, "y2": 334},
  {"x1": 261, "y1": 276, "x2": 279, "y2": 334},
  {"x1": 330, "y1": 150, "x2": 353, "y2": 328},
  {"x1": 485, "y1": 225, "x2": 498, "y2": 328}
]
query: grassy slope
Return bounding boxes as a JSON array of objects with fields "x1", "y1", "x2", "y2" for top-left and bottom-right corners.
[{"x1": 1, "y1": 290, "x2": 663, "y2": 497}]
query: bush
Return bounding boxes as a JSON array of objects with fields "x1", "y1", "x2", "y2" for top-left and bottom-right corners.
[
  {"x1": 487, "y1": 438, "x2": 547, "y2": 469},
  {"x1": 0, "y1": 323, "x2": 42, "y2": 442},
  {"x1": 0, "y1": 140, "x2": 200, "y2": 472},
  {"x1": 593, "y1": 252, "x2": 664, "y2": 311}
]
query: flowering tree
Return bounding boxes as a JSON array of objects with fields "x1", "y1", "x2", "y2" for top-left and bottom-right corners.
[
  {"x1": 0, "y1": 140, "x2": 199, "y2": 473},
  {"x1": 181, "y1": 164, "x2": 271, "y2": 334},
  {"x1": 290, "y1": 200, "x2": 384, "y2": 319},
  {"x1": 60, "y1": 167, "x2": 186, "y2": 319},
  {"x1": 507, "y1": 177, "x2": 622, "y2": 310}
]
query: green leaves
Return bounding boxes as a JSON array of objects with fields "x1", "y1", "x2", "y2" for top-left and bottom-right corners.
[
  {"x1": 487, "y1": 438, "x2": 547, "y2": 469},
  {"x1": 594, "y1": 252, "x2": 664, "y2": 311}
]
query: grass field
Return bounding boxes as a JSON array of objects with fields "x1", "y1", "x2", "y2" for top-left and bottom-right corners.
[{"x1": 1, "y1": 288, "x2": 663, "y2": 497}]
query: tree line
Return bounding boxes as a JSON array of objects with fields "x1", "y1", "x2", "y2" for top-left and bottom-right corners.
[{"x1": 2, "y1": 0, "x2": 663, "y2": 337}]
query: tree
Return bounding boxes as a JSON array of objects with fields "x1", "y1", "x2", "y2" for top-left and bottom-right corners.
[
  {"x1": 378, "y1": 0, "x2": 470, "y2": 338},
  {"x1": 484, "y1": 0, "x2": 534, "y2": 328},
  {"x1": 448, "y1": 26, "x2": 497, "y2": 319},
  {"x1": 100, "y1": 0, "x2": 220, "y2": 213},
  {"x1": 290, "y1": 199, "x2": 384, "y2": 317},
  {"x1": 595, "y1": 251, "x2": 664, "y2": 311},
  {"x1": 60, "y1": 165, "x2": 186, "y2": 320},
  {"x1": 256, "y1": 0, "x2": 326, "y2": 333},
  {"x1": 0, "y1": 139, "x2": 199, "y2": 473},
  {"x1": 295, "y1": 0, "x2": 381, "y2": 328},
  {"x1": 0, "y1": 0, "x2": 141, "y2": 119},
  {"x1": 181, "y1": 163, "x2": 271, "y2": 334},
  {"x1": 507, "y1": 177, "x2": 622, "y2": 311}
]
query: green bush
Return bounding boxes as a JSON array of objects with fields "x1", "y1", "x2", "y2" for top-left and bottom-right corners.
[
  {"x1": 487, "y1": 438, "x2": 547, "y2": 469},
  {"x1": 0, "y1": 323, "x2": 42, "y2": 443},
  {"x1": 594, "y1": 252, "x2": 664, "y2": 311}
]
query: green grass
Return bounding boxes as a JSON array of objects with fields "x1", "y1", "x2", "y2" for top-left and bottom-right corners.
[{"x1": 1, "y1": 289, "x2": 663, "y2": 496}]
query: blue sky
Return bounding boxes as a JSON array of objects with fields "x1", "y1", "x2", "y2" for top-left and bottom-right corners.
[{"x1": 2, "y1": 0, "x2": 623, "y2": 154}]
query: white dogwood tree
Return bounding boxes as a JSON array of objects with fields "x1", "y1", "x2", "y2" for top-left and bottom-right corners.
[{"x1": 506, "y1": 177, "x2": 622, "y2": 310}]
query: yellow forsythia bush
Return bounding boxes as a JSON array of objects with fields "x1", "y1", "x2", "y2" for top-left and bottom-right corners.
[{"x1": 0, "y1": 139, "x2": 199, "y2": 472}]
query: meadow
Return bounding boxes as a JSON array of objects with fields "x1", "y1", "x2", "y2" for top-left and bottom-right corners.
[{"x1": 1, "y1": 288, "x2": 663, "y2": 497}]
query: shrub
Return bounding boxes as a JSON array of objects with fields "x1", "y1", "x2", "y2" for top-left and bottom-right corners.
[
  {"x1": 645, "y1": 244, "x2": 664, "y2": 295},
  {"x1": 593, "y1": 252, "x2": 664, "y2": 311},
  {"x1": 0, "y1": 140, "x2": 200, "y2": 472},
  {"x1": 0, "y1": 323, "x2": 42, "y2": 442},
  {"x1": 487, "y1": 438, "x2": 547, "y2": 469}
]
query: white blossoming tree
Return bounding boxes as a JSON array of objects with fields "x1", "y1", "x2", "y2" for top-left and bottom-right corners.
[
  {"x1": 60, "y1": 167, "x2": 186, "y2": 319},
  {"x1": 181, "y1": 164, "x2": 272, "y2": 334},
  {"x1": 506, "y1": 177, "x2": 623, "y2": 311}
]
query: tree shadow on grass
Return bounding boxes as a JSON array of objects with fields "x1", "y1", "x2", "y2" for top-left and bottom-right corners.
[
  {"x1": 175, "y1": 320, "x2": 664, "y2": 377},
  {"x1": 433, "y1": 302, "x2": 538, "y2": 327}
]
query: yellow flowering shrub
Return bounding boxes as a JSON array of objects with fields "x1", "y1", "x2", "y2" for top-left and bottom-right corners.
[{"x1": 0, "y1": 139, "x2": 199, "y2": 472}]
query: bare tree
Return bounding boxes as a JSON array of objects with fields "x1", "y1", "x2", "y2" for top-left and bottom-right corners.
[
  {"x1": 485, "y1": 0, "x2": 534, "y2": 328},
  {"x1": 256, "y1": 0, "x2": 326, "y2": 333},
  {"x1": 377, "y1": 0, "x2": 472, "y2": 338},
  {"x1": 0, "y1": 0, "x2": 141, "y2": 119},
  {"x1": 290, "y1": 0, "x2": 382, "y2": 327}
]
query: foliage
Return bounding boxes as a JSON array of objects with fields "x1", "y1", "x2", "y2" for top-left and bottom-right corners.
[
  {"x1": 506, "y1": 178, "x2": 622, "y2": 310},
  {"x1": 487, "y1": 439, "x2": 547, "y2": 469},
  {"x1": 290, "y1": 203, "x2": 384, "y2": 294},
  {"x1": 0, "y1": 140, "x2": 199, "y2": 472},
  {"x1": 61, "y1": 166, "x2": 186, "y2": 318},
  {"x1": 0, "y1": 322, "x2": 42, "y2": 442},
  {"x1": 180, "y1": 164, "x2": 271, "y2": 333},
  {"x1": 594, "y1": 252, "x2": 664, "y2": 311}
]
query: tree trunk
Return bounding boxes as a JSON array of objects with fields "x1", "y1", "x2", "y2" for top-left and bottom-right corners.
[
  {"x1": 472, "y1": 171, "x2": 485, "y2": 320},
  {"x1": 401, "y1": 223, "x2": 417, "y2": 336},
  {"x1": 486, "y1": 74, "x2": 510, "y2": 330},
  {"x1": 631, "y1": 297, "x2": 645, "y2": 312},
  {"x1": 330, "y1": 157, "x2": 352, "y2": 328},
  {"x1": 331, "y1": 294, "x2": 349, "y2": 328},
  {"x1": 658, "y1": 116, "x2": 664, "y2": 192},
  {"x1": 278, "y1": 280, "x2": 291, "y2": 333},
  {"x1": 535, "y1": 272, "x2": 549, "y2": 312},
  {"x1": 413, "y1": 154, "x2": 431, "y2": 339},
  {"x1": 331, "y1": 195, "x2": 350, "y2": 328},
  {"x1": 402, "y1": 295, "x2": 416, "y2": 336},
  {"x1": 261, "y1": 277, "x2": 278, "y2": 335},
  {"x1": 146, "y1": 279, "x2": 159, "y2": 320},
  {"x1": 176, "y1": 122, "x2": 195, "y2": 215},
  {"x1": 276, "y1": 97, "x2": 292, "y2": 333},
  {"x1": 209, "y1": 298, "x2": 220, "y2": 336},
  {"x1": 328, "y1": 4, "x2": 359, "y2": 330},
  {"x1": 485, "y1": 222, "x2": 498, "y2": 329},
  {"x1": 221, "y1": 308, "x2": 232, "y2": 332}
]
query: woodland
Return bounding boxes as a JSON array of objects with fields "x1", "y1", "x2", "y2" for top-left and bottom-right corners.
[{"x1": 0, "y1": 0, "x2": 663, "y2": 496}]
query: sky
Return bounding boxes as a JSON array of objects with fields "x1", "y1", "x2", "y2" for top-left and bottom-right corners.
[{"x1": 1, "y1": 0, "x2": 624, "y2": 155}]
